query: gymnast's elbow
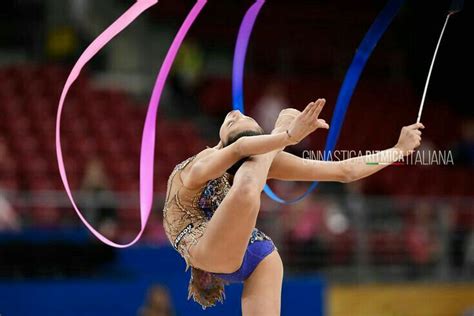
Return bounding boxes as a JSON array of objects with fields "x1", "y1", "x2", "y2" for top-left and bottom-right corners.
[{"x1": 233, "y1": 137, "x2": 255, "y2": 160}]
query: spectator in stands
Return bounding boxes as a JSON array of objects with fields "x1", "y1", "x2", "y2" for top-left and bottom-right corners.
[
  {"x1": 342, "y1": 181, "x2": 370, "y2": 272},
  {"x1": 252, "y1": 82, "x2": 288, "y2": 134},
  {"x1": 169, "y1": 39, "x2": 204, "y2": 117},
  {"x1": 453, "y1": 119, "x2": 474, "y2": 167},
  {"x1": 343, "y1": 180, "x2": 366, "y2": 218},
  {"x1": 448, "y1": 201, "x2": 474, "y2": 276},
  {"x1": 281, "y1": 184, "x2": 328, "y2": 269},
  {"x1": 139, "y1": 285, "x2": 175, "y2": 316},
  {"x1": 252, "y1": 83, "x2": 312, "y2": 154},
  {"x1": 81, "y1": 157, "x2": 117, "y2": 239},
  {"x1": 405, "y1": 201, "x2": 440, "y2": 278},
  {"x1": 0, "y1": 189, "x2": 20, "y2": 231},
  {"x1": 0, "y1": 138, "x2": 19, "y2": 229}
]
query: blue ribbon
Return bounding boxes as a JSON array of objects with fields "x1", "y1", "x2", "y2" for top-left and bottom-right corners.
[
  {"x1": 232, "y1": 0, "x2": 265, "y2": 113},
  {"x1": 232, "y1": 0, "x2": 405, "y2": 204}
]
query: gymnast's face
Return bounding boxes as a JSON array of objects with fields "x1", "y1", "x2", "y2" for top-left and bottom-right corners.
[{"x1": 220, "y1": 110, "x2": 263, "y2": 145}]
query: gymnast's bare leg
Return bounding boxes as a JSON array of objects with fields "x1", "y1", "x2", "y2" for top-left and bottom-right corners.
[
  {"x1": 188, "y1": 149, "x2": 283, "y2": 316},
  {"x1": 189, "y1": 149, "x2": 279, "y2": 274},
  {"x1": 241, "y1": 250, "x2": 284, "y2": 316},
  {"x1": 187, "y1": 101, "x2": 327, "y2": 274},
  {"x1": 186, "y1": 100, "x2": 327, "y2": 315}
]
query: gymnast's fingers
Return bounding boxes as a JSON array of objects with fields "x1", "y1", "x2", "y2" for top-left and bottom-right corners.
[
  {"x1": 302, "y1": 102, "x2": 314, "y2": 114},
  {"x1": 306, "y1": 99, "x2": 320, "y2": 117},
  {"x1": 305, "y1": 103, "x2": 319, "y2": 123},
  {"x1": 304, "y1": 102, "x2": 315, "y2": 120},
  {"x1": 313, "y1": 98, "x2": 326, "y2": 117},
  {"x1": 318, "y1": 118, "x2": 329, "y2": 129},
  {"x1": 407, "y1": 122, "x2": 425, "y2": 130},
  {"x1": 308, "y1": 99, "x2": 325, "y2": 122}
]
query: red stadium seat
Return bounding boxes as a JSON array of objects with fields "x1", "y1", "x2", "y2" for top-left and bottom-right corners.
[{"x1": 2, "y1": 64, "x2": 470, "y2": 239}]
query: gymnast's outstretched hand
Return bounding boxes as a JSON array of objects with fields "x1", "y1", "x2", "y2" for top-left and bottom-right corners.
[
  {"x1": 273, "y1": 108, "x2": 301, "y2": 134},
  {"x1": 279, "y1": 99, "x2": 329, "y2": 145},
  {"x1": 395, "y1": 122, "x2": 425, "y2": 156}
]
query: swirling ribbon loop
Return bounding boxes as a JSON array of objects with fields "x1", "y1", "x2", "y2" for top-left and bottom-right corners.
[
  {"x1": 56, "y1": 0, "x2": 207, "y2": 247},
  {"x1": 232, "y1": 0, "x2": 405, "y2": 204},
  {"x1": 58, "y1": 0, "x2": 407, "y2": 245}
]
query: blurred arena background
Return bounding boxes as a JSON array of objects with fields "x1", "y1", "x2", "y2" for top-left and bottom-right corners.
[{"x1": 0, "y1": 0, "x2": 472, "y2": 315}]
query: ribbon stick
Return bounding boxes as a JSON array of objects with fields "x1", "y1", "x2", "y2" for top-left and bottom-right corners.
[
  {"x1": 56, "y1": 0, "x2": 207, "y2": 247},
  {"x1": 417, "y1": 0, "x2": 463, "y2": 123},
  {"x1": 416, "y1": 15, "x2": 450, "y2": 123},
  {"x1": 232, "y1": 0, "x2": 405, "y2": 204}
]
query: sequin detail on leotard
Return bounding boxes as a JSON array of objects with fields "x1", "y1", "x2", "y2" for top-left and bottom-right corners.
[
  {"x1": 162, "y1": 155, "x2": 272, "y2": 309},
  {"x1": 163, "y1": 155, "x2": 228, "y2": 308},
  {"x1": 198, "y1": 174, "x2": 231, "y2": 220}
]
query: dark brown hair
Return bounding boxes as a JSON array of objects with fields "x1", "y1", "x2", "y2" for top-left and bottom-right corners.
[{"x1": 223, "y1": 130, "x2": 264, "y2": 175}]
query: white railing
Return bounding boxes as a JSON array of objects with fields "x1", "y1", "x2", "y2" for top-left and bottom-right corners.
[{"x1": 1, "y1": 189, "x2": 472, "y2": 281}]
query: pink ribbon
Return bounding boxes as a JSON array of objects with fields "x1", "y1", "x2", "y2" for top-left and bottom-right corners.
[{"x1": 56, "y1": 0, "x2": 207, "y2": 247}]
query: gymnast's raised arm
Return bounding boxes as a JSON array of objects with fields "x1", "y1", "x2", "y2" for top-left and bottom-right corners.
[
  {"x1": 182, "y1": 100, "x2": 327, "y2": 189},
  {"x1": 268, "y1": 123, "x2": 424, "y2": 183}
]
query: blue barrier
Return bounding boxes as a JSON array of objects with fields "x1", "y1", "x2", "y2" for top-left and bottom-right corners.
[{"x1": 0, "y1": 246, "x2": 326, "y2": 316}]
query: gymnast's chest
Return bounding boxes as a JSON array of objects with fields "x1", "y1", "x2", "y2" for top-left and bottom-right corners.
[{"x1": 197, "y1": 173, "x2": 232, "y2": 220}]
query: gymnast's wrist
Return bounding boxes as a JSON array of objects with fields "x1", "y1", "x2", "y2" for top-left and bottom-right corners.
[
  {"x1": 285, "y1": 129, "x2": 298, "y2": 146},
  {"x1": 391, "y1": 146, "x2": 406, "y2": 159},
  {"x1": 393, "y1": 143, "x2": 408, "y2": 157}
]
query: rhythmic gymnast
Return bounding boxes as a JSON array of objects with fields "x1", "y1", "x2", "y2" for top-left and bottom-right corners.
[{"x1": 163, "y1": 98, "x2": 424, "y2": 314}]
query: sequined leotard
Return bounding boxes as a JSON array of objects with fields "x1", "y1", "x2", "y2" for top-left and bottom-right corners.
[{"x1": 163, "y1": 154, "x2": 275, "y2": 308}]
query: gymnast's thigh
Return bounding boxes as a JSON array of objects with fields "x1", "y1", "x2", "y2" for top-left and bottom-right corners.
[
  {"x1": 241, "y1": 250, "x2": 284, "y2": 316},
  {"x1": 188, "y1": 185, "x2": 261, "y2": 273}
]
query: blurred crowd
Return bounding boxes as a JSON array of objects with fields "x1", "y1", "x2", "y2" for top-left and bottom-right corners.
[
  {"x1": 0, "y1": 0, "x2": 472, "y2": 282},
  {"x1": 139, "y1": 285, "x2": 175, "y2": 316},
  {"x1": 1, "y1": 70, "x2": 473, "y2": 278}
]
